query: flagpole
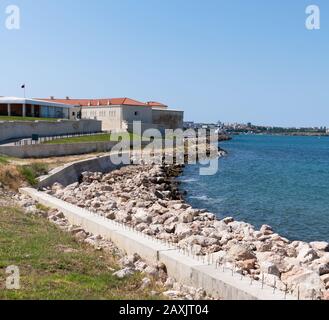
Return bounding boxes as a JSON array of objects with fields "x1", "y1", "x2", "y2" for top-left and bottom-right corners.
[{"x1": 22, "y1": 84, "x2": 26, "y2": 98}]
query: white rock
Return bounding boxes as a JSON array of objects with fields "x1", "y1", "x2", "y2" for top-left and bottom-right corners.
[
  {"x1": 211, "y1": 251, "x2": 227, "y2": 263},
  {"x1": 141, "y1": 277, "x2": 152, "y2": 289},
  {"x1": 179, "y1": 211, "x2": 195, "y2": 223},
  {"x1": 175, "y1": 223, "x2": 193, "y2": 238},
  {"x1": 134, "y1": 209, "x2": 152, "y2": 224},
  {"x1": 310, "y1": 241, "x2": 329, "y2": 252},
  {"x1": 223, "y1": 217, "x2": 234, "y2": 224},
  {"x1": 144, "y1": 266, "x2": 159, "y2": 278},
  {"x1": 163, "y1": 290, "x2": 181, "y2": 298},
  {"x1": 259, "y1": 261, "x2": 281, "y2": 277},
  {"x1": 285, "y1": 270, "x2": 325, "y2": 299},
  {"x1": 260, "y1": 224, "x2": 274, "y2": 235},
  {"x1": 113, "y1": 268, "x2": 135, "y2": 279},
  {"x1": 227, "y1": 244, "x2": 256, "y2": 261},
  {"x1": 297, "y1": 247, "x2": 319, "y2": 263},
  {"x1": 312, "y1": 262, "x2": 329, "y2": 276},
  {"x1": 213, "y1": 221, "x2": 229, "y2": 232},
  {"x1": 320, "y1": 274, "x2": 329, "y2": 285},
  {"x1": 134, "y1": 261, "x2": 148, "y2": 272},
  {"x1": 164, "y1": 277, "x2": 175, "y2": 289}
]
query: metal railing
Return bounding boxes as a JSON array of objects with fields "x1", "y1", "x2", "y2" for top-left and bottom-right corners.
[
  {"x1": 76, "y1": 206, "x2": 311, "y2": 300},
  {"x1": 13, "y1": 131, "x2": 104, "y2": 146}
]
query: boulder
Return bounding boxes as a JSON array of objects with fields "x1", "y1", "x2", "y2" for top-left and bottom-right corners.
[
  {"x1": 211, "y1": 251, "x2": 227, "y2": 263},
  {"x1": 140, "y1": 277, "x2": 152, "y2": 289},
  {"x1": 164, "y1": 277, "x2": 175, "y2": 289},
  {"x1": 223, "y1": 217, "x2": 234, "y2": 224},
  {"x1": 310, "y1": 241, "x2": 329, "y2": 252},
  {"x1": 320, "y1": 274, "x2": 329, "y2": 285},
  {"x1": 178, "y1": 211, "x2": 195, "y2": 223},
  {"x1": 297, "y1": 247, "x2": 319, "y2": 263},
  {"x1": 172, "y1": 203, "x2": 190, "y2": 210},
  {"x1": 284, "y1": 270, "x2": 325, "y2": 299},
  {"x1": 115, "y1": 210, "x2": 131, "y2": 222},
  {"x1": 324, "y1": 291, "x2": 329, "y2": 300},
  {"x1": 227, "y1": 244, "x2": 256, "y2": 261},
  {"x1": 259, "y1": 261, "x2": 281, "y2": 277},
  {"x1": 134, "y1": 261, "x2": 148, "y2": 272},
  {"x1": 237, "y1": 259, "x2": 256, "y2": 271},
  {"x1": 144, "y1": 266, "x2": 159, "y2": 278},
  {"x1": 133, "y1": 209, "x2": 152, "y2": 224},
  {"x1": 135, "y1": 223, "x2": 149, "y2": 232},
  {"x1": 75, "y1": 230, "x2": 89, "y2": 242},
  {"x1": 256, "y1": 241, "x2": 273, "y2": 252},
  {"x1": 260, "y1": 225, "x2": 274, "y2": 235},
  {"x1": 162, "y1": 291, "x2": 181, "y2": 298},
  {"x1": 175, "y1": 223, "x2": 193, "y2": 239},
  {"x1": 164, "y1": 223, "x2": 176, "y2": 234},
  {"x1": 150, "y1": 203, "x2": 168, "y2": 215},
  {"x1": 312, "y1": 262, "x2": 329, "y2": 276},
  {"x1": 213, "y1": 221, "x2": 229, "y2": 232},
  {"x1": 113, "y1": 268, "x2": 135, "y2": 279},
  {"x1": 164, "y1": 216, "x2": 178, "y2": 225}
]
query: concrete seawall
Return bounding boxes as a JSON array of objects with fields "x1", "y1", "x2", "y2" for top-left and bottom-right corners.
[
  {"x1": 20, "y1": 187, "x2": 295, "y2": 300},
  {"x1": 37, "y1": 152, "x2": 134, "y2": 188},
  {"x1": 0, "y1": 141, "x2": 118, "y2": 158},
  {"x1": 38, "y1": 154, "x2": 123, "y2": 188}
]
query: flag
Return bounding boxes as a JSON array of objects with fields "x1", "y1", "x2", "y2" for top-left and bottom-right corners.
[{"x1": 21, "y1": 84, "x2": 25, "y2": 89}]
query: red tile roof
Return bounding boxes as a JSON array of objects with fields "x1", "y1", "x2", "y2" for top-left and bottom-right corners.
[
  {"x1": 38, "y1": 98, "x2": 148, "y2": 107},
  {"x1": 146, "y1": 101, "x2": 168, "y2": 107}
]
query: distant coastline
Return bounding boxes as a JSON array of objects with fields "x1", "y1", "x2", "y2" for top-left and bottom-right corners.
[{"x1": 231, "y1": 132, "x2": 329, "y2": 137}]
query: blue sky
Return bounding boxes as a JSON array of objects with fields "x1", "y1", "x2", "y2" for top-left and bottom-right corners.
[{"x1": 0, "y1": 0, "x2": 328, "y2": 127}]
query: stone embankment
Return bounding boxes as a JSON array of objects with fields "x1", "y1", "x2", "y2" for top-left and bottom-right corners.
[{"x1": 42, "y1": 164, "x2": 329, "y2": 300}]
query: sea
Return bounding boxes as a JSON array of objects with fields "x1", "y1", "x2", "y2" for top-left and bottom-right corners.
[{"x1": 179, "y1": 134, "x2": 329, "y2": 242}]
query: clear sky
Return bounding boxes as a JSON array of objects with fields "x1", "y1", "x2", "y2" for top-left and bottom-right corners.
[{"x1": 0, "y1": 0, "x2": 328, "y2": 127}]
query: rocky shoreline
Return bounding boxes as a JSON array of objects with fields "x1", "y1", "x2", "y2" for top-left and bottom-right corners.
[{"x1": 41, "y1": 163, "x2": 329, "y2": 300}]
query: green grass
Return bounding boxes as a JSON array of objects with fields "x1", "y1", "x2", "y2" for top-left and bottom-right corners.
[
  {"x1": 18, "y1": 163, "x2": 49, "y2": 186},
  {"x1": 44, "y1": 133, "x2": 141, "y2": 144},
  {"x1": 0, "y1": 206, "x2": 161, "y2": 300},
  {"x1": 0, "y1": 116, "x2": 60, "y2": 122},
  {"x1": 0, "y1": 155, "x2": 9, "y2": 165}
]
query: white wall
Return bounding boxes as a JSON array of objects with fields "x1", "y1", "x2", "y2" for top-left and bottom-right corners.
[{"x1": 81, "y1": 106, "x2": 122, "y2": 132}]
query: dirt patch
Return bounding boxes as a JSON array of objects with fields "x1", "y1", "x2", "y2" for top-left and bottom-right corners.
[{"x1": 0, "y1": 165, "x2": 24, "y2": 190}]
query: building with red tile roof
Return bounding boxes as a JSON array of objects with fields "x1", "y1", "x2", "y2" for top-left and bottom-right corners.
[{"x1": 0, "y1": 96, "x2": 184, "y2": 133}]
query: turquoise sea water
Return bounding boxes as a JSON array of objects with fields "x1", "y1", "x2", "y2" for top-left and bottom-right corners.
[{"x1": 180, "y1": 135, "x2": 329, "y2": 242}]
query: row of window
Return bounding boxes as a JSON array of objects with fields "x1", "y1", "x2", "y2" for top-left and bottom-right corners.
[{"x1": 82, "y1": 110, "x2": 117, "y2": 118}]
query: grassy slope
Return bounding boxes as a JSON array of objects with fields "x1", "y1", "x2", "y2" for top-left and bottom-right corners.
[
  {"x1": 0, "y1": 116, "x2": 60, "y2": 122},
  {"x1": 43, "y1": 133, "x2": 140, "y2": 144},
  {"x1": 0, "y1": 155, "x2": 9, "y2": 165},
  {"x1": 0, "y1": 206, "x2": 159, "y2": 300}
]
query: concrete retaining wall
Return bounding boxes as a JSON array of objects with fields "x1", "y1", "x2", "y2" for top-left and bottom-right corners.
[
  {"x1": 37, "y1": 153, "x2": 129, "y2": 188},
  {"x1": 0, "y1": 141, "x2": 118, "y2": 159},
  {"x1": 0, "y1": 119, "x2": 102, "y2": 143},
  {"x1": 20, "y1": 187, "x2": 295, "y2": 300}
]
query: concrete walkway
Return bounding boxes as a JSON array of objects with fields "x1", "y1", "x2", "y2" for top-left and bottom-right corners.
[{"x1": 20, "y1": 187, "x2": 296, "y2": 300}]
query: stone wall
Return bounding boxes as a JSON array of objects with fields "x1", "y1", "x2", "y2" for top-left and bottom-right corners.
[{"x1": 152, "y1": 109, "x2": 184, "y2": 130}]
